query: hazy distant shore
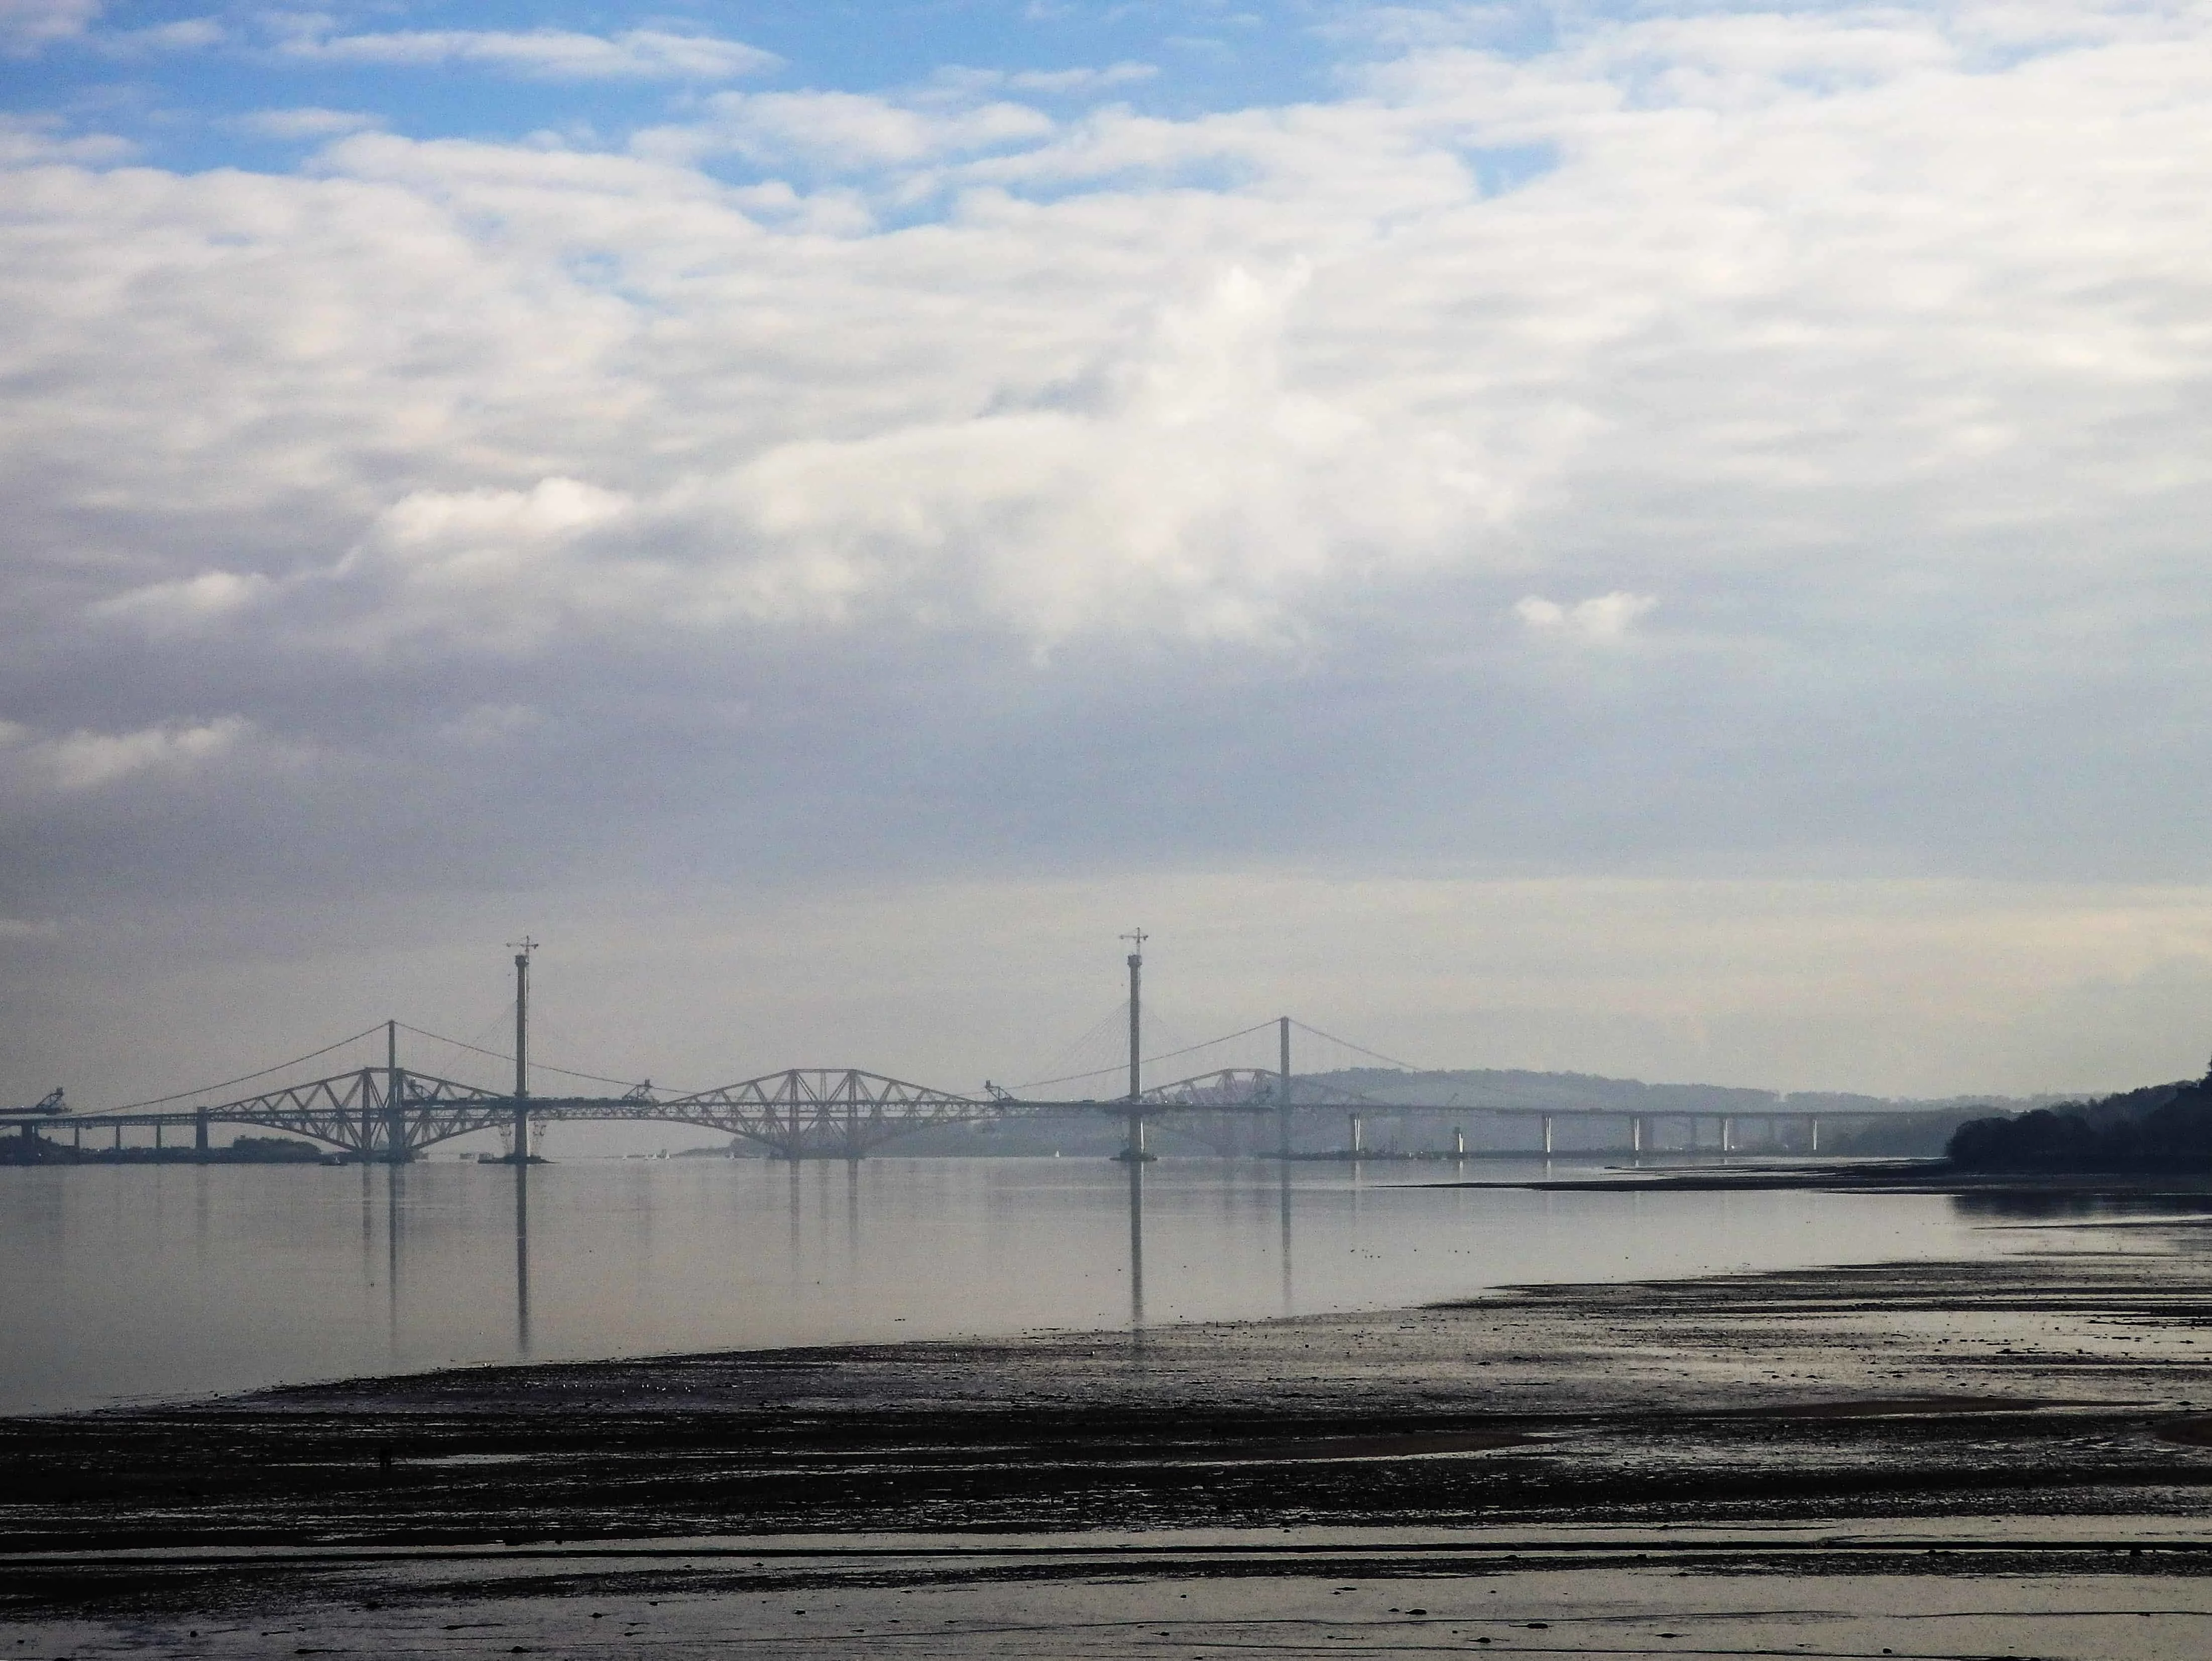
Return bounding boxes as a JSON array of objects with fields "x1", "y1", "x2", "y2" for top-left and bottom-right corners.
[{"x1": 1437, "y1": 1159, "x2": 2212, "y2": 1197}]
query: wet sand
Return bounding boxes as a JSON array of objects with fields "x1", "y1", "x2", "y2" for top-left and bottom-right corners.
[{"x1": 8, "y1": 1196, "x2": 2212, "y2": 1654}]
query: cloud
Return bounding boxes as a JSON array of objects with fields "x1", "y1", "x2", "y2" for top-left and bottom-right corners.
[
  {"x1": 11, "y1": 0, "x2": 2212, "y2": 970},
  {"x1": 233, "y1": 107, "x2": 380, "y2": 142},
  {"x1": 83, "y1": 267, "x2": 1506, "y2": 652},
  {"x1": 0, "y1": 717, "x2": 253, "y2": 791},
  {"x1": 643, "y1": 89, "x2": 1054, "y2": 169},
  {"x1": 1515, "y1": 592, "x2": 1658, "y2": 644},
  {"x1": 0, "y1": 115, "x2": 131, "y2": 164},
  {"x1": 97, "y1": 16, "x2": 220, "y2": 54},
  {"x1": 935, "y1": 61, "x2": 1158, "y2": 95},
  {"x1": 0, "y1": 0, "x2": 98, "y2": 56},
  {"x1": 89, "y1": 571, "x2": 270, "y2": 634},
  {"x1": 276, "y1": 26, "x2": 779, "y2": 82}
]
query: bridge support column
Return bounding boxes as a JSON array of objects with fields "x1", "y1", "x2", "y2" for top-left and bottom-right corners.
[
  {"x1": 1810, "y1": 1117, "x2": 1820, "y2": 1154},
  {"x1": 1277, "y1": 1016, "x2": 1292, "y2": 1161},
  {"x1": 154, "y1": 1123, "x2": 163, "y2": 1154},
  {"x1": 1125, "y1": 1110, "x2": 1146, "y2": 1162},
  {"x1": 1349, "y1": 1114, "x2": 1363, "y2": 1158},
  {"x1": 1453, "y1": 1127, "x2": 1465, "y2": 1160},
  {"x1": 1542, "y1": 1115, "x2": 1554, "y2": 1157},
  {"x1": 512, "y1": 1102, "x2": 531, "y2": 1166},
  {"x1": 194, "y1": 1110, "x2": 209, "y2": 1161},
  {"x1": 112, "y1": 1125, "x2": 122, "y2": 1152},
  {"x1": 1721, "y1": 1116, "x2": 1733, "y2": 1156},
  {"x1": 1631, "y1": 1116, "x2": 1645, "y2": 1156}
]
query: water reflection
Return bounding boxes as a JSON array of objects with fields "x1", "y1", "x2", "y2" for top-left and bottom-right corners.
[
  {"x1": 386, "y1": 1161, "x2": 403, "y2": 1359},
  {"x1": 0, "y1": 1156, "x2": 2024, "y2": 1414},
  {"x1": 514, "y1": 1163, "x2": 532, "y2": 1358},
  {"x1": 845, "y1": 1159, "x2": 861, "y2": 1268},
  {"x1": 1951, "y1": 1189, "x2": 2212, "y2": 1223},
  {"x1": 1127, "y1": 1158, "x2": 1145, "y2": 1332}
]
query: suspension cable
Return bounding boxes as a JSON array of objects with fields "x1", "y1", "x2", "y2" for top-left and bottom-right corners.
[
  {"x1": 1291, "y1": 1020, "x2": 1426, "y2": 1073},
  {"x1": 1010, "y1": 1019, "x2": 1280, "y2": 1092},
  {"x1": 106, "y1": 1025, "x2": 389, "y2": 1111},
  {"x1": 1009, "y1": 1001, "x2": 1131, "y2": 1093},
  {"x1": 395, "y1": 1023, "x2": 666, "y2": 1093}
]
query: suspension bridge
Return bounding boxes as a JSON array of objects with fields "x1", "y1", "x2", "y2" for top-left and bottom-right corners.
[{"x1": 2, "y1": 943, "x2": 1893, "y2": 1163}]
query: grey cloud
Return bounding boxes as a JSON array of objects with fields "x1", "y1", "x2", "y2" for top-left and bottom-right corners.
[{"x1": 9, "y1": 1, "x2": 2212, "y2": 1099}]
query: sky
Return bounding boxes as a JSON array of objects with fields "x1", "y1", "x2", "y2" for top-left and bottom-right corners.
[{"x1": 7, "y1": 0, "x2": 2212, "y2": 1111}]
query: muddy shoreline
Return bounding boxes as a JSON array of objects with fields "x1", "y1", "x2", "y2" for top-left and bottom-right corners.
[
  {"x1": 11, "y1": 1231, "x2": 2212, "y2": 1551},
  {"x1": 11, "y1": 1198, "x2": 2212, "y2": 1650}
]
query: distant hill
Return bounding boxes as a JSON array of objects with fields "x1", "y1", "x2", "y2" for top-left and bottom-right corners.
[
  {"x1": 1948, "y1": 1078, "x2": 2212, "y2": 1170},
  {"x1": 1303, "y1": 1067, "x2": 2062, "y2": 1120},
  {"x1": 1291, "y1": 1068, "x2": 2063, "y2": 1158}
]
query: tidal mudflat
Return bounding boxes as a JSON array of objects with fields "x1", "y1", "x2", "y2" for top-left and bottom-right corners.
[{"x1": 8, "y1": 1190, "x2": 2212, "y2": 1656}]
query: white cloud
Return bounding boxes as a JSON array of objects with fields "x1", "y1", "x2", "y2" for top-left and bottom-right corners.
[
  {"x1": 276, "y1": 26, "x2": 779, "y2": 82},
  {"x1": 0, "y1": 115, "x2": 131, "y2": 164},
  {"x1": 97, "y1": 16, "x2": 219, "y2": 54},
  {"x1": 0, "y1": 0, "x2": 97, "y2": 55},
  {"x1": 83, "y1": 267, "x2": 1506, "y2": 652},
  {"x1": 234, "y1": 107, "x2": 380, "y2": 141},
  {"x1": 1, "y1": 717, "x2": 253, "y2": 791},
  {"x1": 642, "y1": 89, "x2": 1054, "y2": 169},
  {"x1": 91, "y1": 570, "x2": 271, "y2": 632},
  {"x1": 1515, "y1": 592, "x2": 1658, "y2": 644},
  {"x1": 935, "y1": 61, "x2": 1158, "y2": 95}
]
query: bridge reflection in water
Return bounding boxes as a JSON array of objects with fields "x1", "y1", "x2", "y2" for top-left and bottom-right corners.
[{"x1": 470, "y1": 1153, "x2": 1263, "y2": 1348}]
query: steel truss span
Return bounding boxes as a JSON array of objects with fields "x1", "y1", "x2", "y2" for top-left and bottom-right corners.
[
  {"x1": 34, "y1": 1063, "x2": 1886, "y2": 1163},
  {"x1": 49, "y1": 1068, "x2": 1020, "y2": 1162},
  {"x1": 563, "y1": 1069, "x2": 999, "y2": 1160}
]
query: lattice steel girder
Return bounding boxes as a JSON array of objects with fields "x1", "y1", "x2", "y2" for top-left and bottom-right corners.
[
  {"x1": 654, "y1": 1068, "x2": 1001, "y2": 1155},
  {"x1": 59, "y1": 1060, "x2": 1895, "y2": 1162},
  {"x1": 64, "y1": 1069, "x2": 515, "y2": 1157}
]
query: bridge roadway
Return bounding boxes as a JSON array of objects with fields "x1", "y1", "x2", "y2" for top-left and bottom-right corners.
[{"x1": 6, "y1": 1064, "x2": 1883, "y2": 1162}]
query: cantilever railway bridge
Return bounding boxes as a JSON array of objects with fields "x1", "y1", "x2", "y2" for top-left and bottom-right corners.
[
  {"x1": 4, "y1": 1053, "x2": 1883, "y2": 1163},
  {"x1": 2, "y1": 943, "x2": 1904, "y2": 1162}
]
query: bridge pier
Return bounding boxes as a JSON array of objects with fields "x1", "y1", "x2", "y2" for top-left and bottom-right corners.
[
  {"x1": 1542, "y1": 1114, "x2": 1554, "y2": 1157},
  {"x1": 194, "y1": 1110, "x2": 209, "y2": 1161},
  {"x1": 1349, "y1": 1113, "x2": 1364, "y2": 1159},
  {"x1": 1810, "y1": 1116, "x2": 1820, "y2": 1153},
  {"x1": 1721, "y1": 1116, "x2": 1734, "y2": 1156},
  {"x1": 1631, "y1": 1116, "x2": 1645, "y2": 1157},
  {"x1": 1452, "y1": 1127, "x2": 1465, "y2": 1160}
]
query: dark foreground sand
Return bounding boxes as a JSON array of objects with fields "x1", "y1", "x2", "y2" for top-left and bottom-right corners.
[{"x1": 9, "y1": 1188, "x2": 2212, "y2": 1655}]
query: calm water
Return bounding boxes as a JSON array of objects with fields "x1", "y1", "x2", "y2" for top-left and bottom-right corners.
[{"x1": 0, "y1": 1156, "x2": 2020, "y2": 1415}]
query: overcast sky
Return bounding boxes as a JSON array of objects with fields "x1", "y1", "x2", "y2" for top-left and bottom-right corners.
[{"x1": 7, "y1": 0, "x2": 2212, "y2": 1110}]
